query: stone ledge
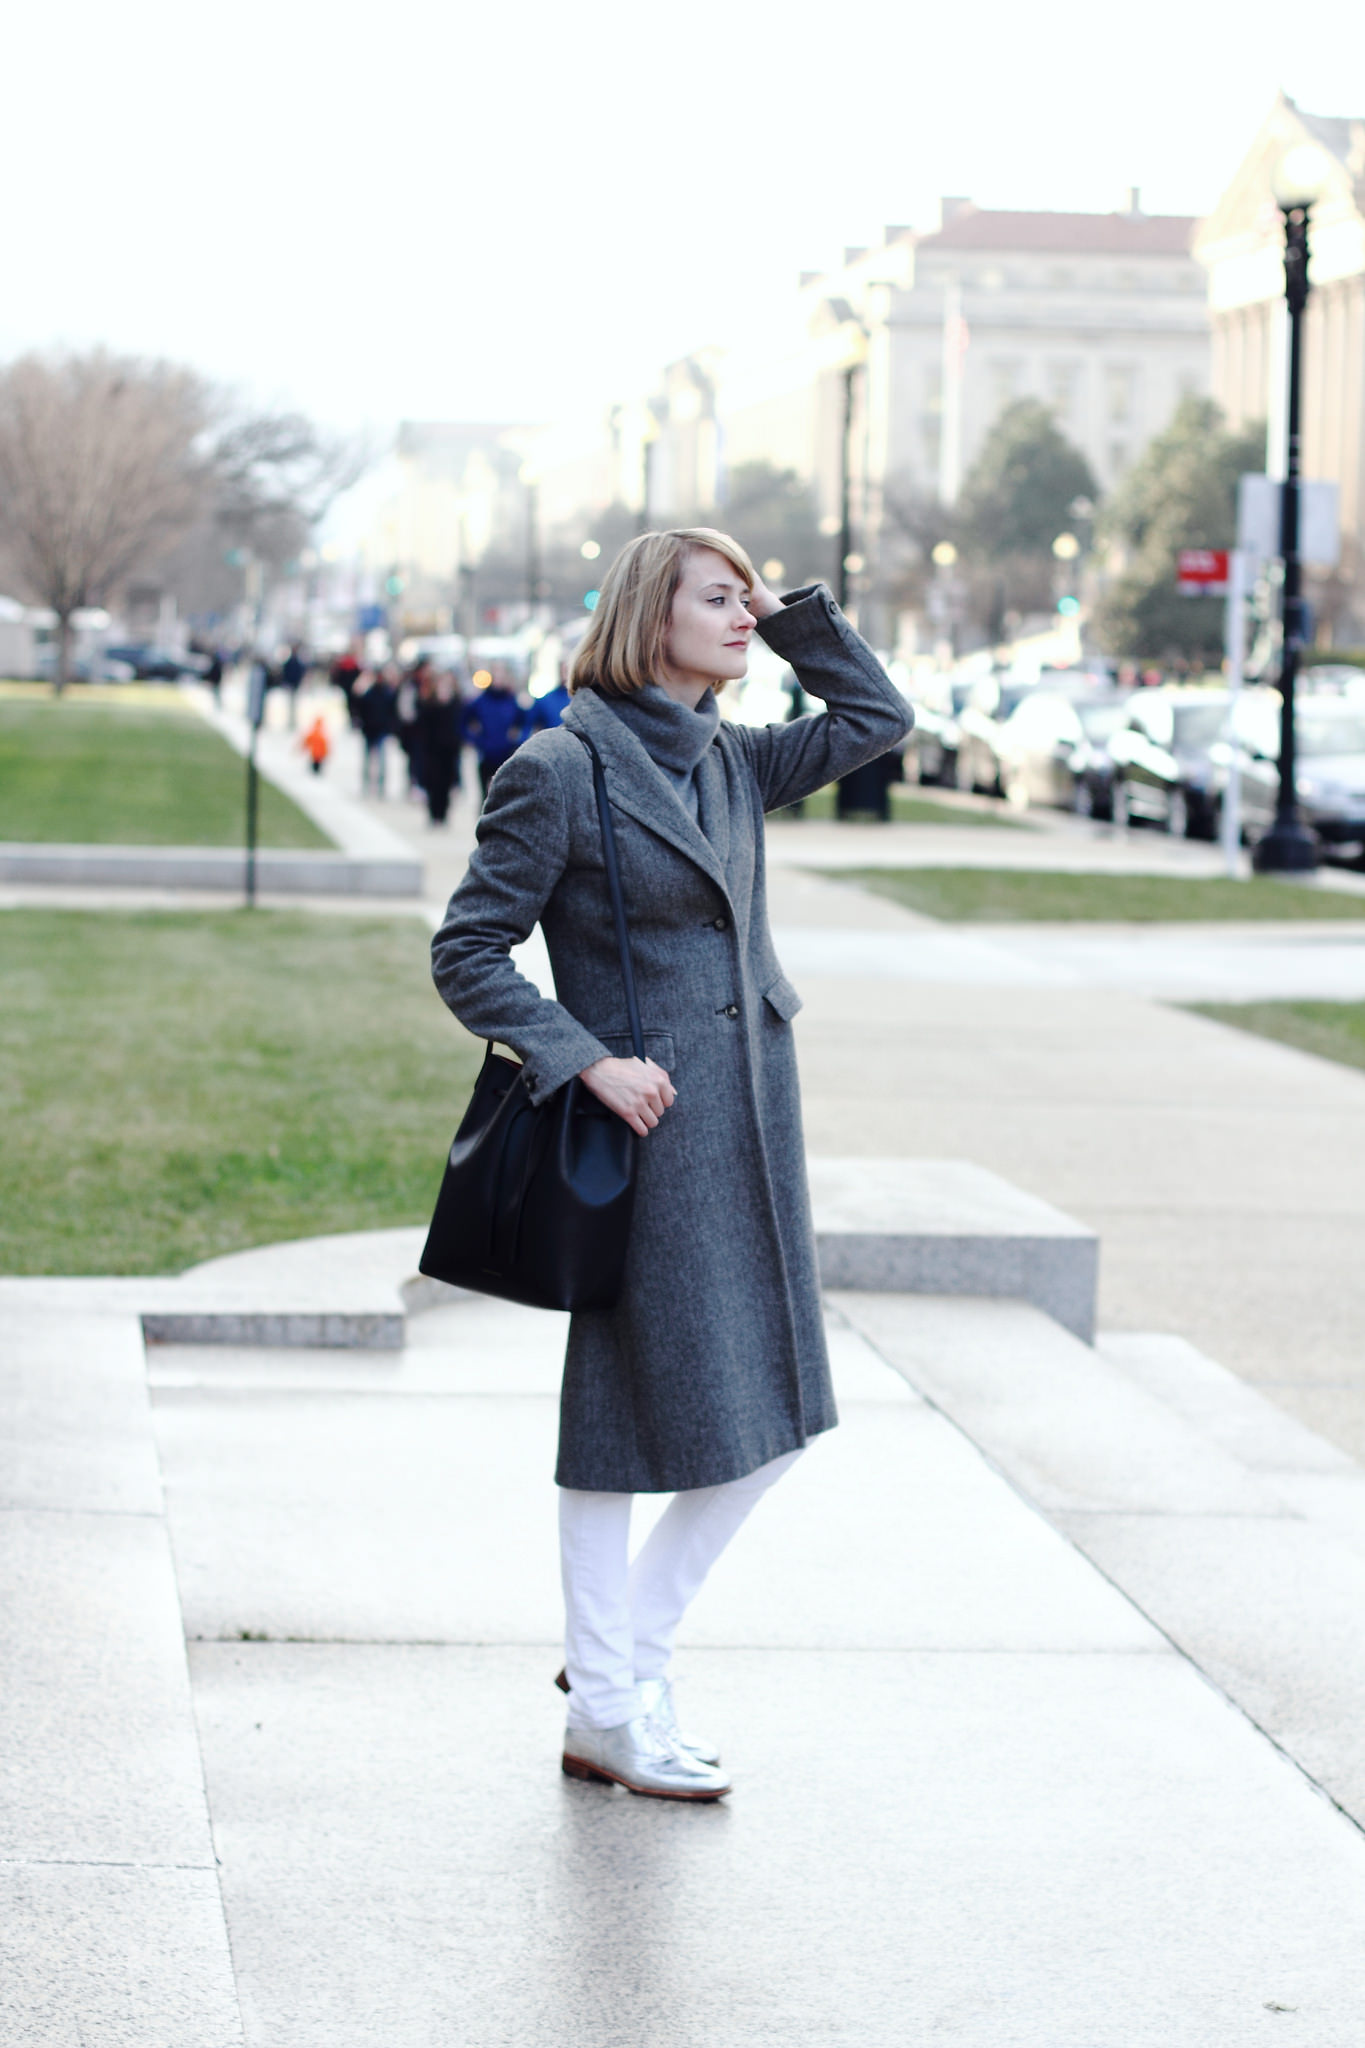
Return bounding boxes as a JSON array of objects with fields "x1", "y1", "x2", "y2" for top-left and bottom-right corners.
[
  {"x1": 0, "y1": 842, "x2": 423, "y2": 897},
  {"x1": 810, "y1": 1158, "x2": 1098, "y2": 1343},
  {"x1": 0, "y1": 1161, "x2": 1099, "y2": 1349}
]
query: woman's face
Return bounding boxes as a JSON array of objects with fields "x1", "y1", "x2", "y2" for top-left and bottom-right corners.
[{"x1": 659, "y1": 548, "x2": 756, "y2": 696}]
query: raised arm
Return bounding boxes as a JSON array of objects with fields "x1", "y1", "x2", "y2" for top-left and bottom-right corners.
[
  {"x1": 430, "y1": 744, "x2": 612, "y2": 1104},
  {"x1": 736, "y1": 582, "x2": 913, "y2": 813}
]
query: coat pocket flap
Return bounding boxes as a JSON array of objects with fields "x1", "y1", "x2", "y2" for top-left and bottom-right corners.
[
  {"x1": 762, "y1": 974, "x2": 804, "y2": 1021},
  {"x1": 599, "y1": 1029, "x2": 676, "y2": 1069}
]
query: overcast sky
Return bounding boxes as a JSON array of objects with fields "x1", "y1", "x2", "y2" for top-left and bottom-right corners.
[{"x1": 4, "y1": 0, "x2": 1360, "y2": 440}]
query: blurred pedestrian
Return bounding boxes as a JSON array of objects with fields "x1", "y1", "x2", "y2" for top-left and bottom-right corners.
[
  {"x1": 280, "y1": 643, "x2": 308, "y2": 728},
  {"x1": 356, "y1": 666, "x2": 397, "y2": 795},
  {"x1": 414, "y1": 670, "x2": 462, "y2": 825},
  {"x1": 395, "y1": 661, "x2": 424, "y2": 796},
  {"x1": 204, "y1": 648, "x2": 224, "y2": 703},
  {"x1": 463, "y1": 663, "x2": 528, "y2": 799},
  {"x1": 300, "y1": 713, "x2": 330, "y2": 775},
  {"x1": 527, "y1": 664, "x2": 572, "y2": 732},
  {"x1": 331, "y1": 647, "x2": 362, "y2": 726}
]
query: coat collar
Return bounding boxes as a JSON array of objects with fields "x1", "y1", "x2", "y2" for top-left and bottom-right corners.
[{"x1": 562, "y1": 687, "x2": 733, "y2": 903}]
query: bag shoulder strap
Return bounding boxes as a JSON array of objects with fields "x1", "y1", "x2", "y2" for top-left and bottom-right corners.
[{"x1": 573, "y1": 731, "x2": 645, "y2": 1062}]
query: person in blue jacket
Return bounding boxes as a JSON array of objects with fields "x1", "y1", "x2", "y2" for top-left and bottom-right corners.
[
  {"x1": 463, "y1": 665, "x2": 528, "y2": 798},
  {"x1": 527, "y1": 663, "x2": 572, "y2": 733}
]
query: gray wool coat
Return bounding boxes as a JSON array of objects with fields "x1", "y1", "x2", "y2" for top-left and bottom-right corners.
[{"x1": 430, "y1": 586, "x2": 913, "y2": 1493}]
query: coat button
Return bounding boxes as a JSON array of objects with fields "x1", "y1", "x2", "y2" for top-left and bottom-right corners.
[
  {"x1": 712, "y1": 914, "x2": 729, "y2": 930},
  {"x1": 724, "y1": 1003, "x2": 740, "y2": 1019}
]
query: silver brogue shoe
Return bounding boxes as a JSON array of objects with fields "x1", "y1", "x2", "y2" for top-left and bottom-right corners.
[
  {"x1": 554, "y1": 1667, "x2": 720, "y2": 1767},
  {"x1": 637, "y1": 1677, "x2": 722, "y2": 1768},
  {"x1": 562, "y1": 1717, "x2": 732, "y2": 1801}
]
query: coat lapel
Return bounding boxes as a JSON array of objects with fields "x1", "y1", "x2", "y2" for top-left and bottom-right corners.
[{"x1": 564, "y1": 690, "x2": 733, "y2": 904}]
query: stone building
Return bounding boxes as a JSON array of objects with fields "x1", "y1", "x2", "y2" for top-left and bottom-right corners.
[
  {"x1": 714, "y1": 197, "x2": 1210, "y2": 641},
  {"x1": 1196, "y1": 94, "x2": 1365, "y2": 642}
]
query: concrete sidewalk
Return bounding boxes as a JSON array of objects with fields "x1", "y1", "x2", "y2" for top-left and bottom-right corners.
[{"x1": 8, "y1": 1265, "x2": 1365, "y2": 2044}]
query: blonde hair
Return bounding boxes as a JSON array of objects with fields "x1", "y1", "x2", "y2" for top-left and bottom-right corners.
[{"x1": 569, "y1": 527, "x2": 757, "y2": 697}]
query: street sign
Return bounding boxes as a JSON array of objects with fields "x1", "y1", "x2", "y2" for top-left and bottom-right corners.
[
  {"x1": 1236, "y1": 474, "x2": 1341, "y2": 565},
  {"x1": 246, "y1": 663, "x2": 268, "y2": 729},
  {"x1": 1176, "y1": 548, "x2": 1230, "y2": 595}
]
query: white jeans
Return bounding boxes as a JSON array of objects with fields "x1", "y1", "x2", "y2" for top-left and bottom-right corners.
[{"x1": 558, "y1": 1449, "x2": 802, "y2": 1729}]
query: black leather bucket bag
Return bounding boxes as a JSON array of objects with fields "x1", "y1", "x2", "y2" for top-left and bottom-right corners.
[{"x1": 419, "y1": 733, "x2": 643, "y2": 1311}]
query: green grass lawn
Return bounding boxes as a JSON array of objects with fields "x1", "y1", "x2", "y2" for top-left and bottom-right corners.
[
  {"x1": 0, "y1": 698, "x2": 330, "y2": 847},
  {"x1": 1191, "y1": 1000, "x2": 1365, "y2": 1076},
  {"x1": 777, "y1": 784, "x2": 1021, "y2": 827},
  {"x1": 0, "y1": 910, "x2": 483, "y2": 1273},
  {"x1": 828, "y1": 867, "x2": 1365, "y2": 922}
]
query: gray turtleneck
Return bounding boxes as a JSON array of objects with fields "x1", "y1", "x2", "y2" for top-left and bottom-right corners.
[{"x1": 599, "y1": 682, "x2": 720, "y2": 819}]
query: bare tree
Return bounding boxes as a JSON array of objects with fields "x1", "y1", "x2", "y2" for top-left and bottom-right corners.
[
  {"x1": 0, "y1": 349, "x2": 209, "y2": 687},
  {"x1": 208, "y1": 409, "x2": 365, "y2": 571},
  {"x1": 150, "y1": 409, "x2": 367, "y2": 626}
]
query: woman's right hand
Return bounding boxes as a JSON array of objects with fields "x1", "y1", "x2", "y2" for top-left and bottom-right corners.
[{"x1": 579, "y1": 1056, "x2": 676, "y2": 1135}]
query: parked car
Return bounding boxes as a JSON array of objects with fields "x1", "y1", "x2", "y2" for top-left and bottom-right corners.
[
  {"x1": 955, "y1": 670, "x2": 1099, "y2": 796},
  {"x1": 954, "y1": 677, "x2": 1043, "y2": 794},
  {"x1": 32, "y1": 646, "x2": 137, "y2": 684},
  {"x1": 907, "y1": 679, "x2": 973, "y2": 785},
  {"x1": 103, "y1": 644, "x2": 210, "y2": 681},
  {"x1": 1108, "y1": 690, "x2": 1230, "y2": 837},
  {"x1": 994, "y1": 690, "x2": 1132, "y2": 816},
  {"x1": 1234, "y1": 696, "x2": 1365, "y2": 858}
]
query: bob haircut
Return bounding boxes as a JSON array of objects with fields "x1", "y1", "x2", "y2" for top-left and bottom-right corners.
[{"x1": 569, "y1": 527, "x2": 758, "y2": 697}]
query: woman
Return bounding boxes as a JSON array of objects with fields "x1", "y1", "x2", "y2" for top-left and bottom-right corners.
[
  {"x1": 431, "y1": 530, "x2": 912, "y2": 1801},
  {"x1": 413, "y1": 667, "x2": 462, "y2": 825}
]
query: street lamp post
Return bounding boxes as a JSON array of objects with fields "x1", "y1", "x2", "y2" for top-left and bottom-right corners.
[
  {"x1": 837, "y1": 360, "x2": 858, "y2": 611},
  {"x1": 1253, "y1": 143, "x2": 1332, "y2": 874}
]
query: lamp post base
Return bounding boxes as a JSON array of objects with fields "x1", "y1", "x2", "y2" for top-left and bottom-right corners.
[{"x1": 1251, "y1": 821, "x2": 1320, "y2": 873}]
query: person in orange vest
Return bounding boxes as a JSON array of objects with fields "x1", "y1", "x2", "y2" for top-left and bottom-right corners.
[{"x1": 301, "y1": 714, "x2": 330, "y2": 775}]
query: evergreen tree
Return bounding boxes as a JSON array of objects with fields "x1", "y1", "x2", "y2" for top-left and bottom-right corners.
[
  {"x1": 955, "y1": 399, "x2": 1097, "y2": 640},
  {"x1": 1094, "y1": 397, "x2": 1264, "y2": 663}
]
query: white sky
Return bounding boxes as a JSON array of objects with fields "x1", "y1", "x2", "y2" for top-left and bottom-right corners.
[{"x1": 4, "y1": 0, "x2": 1361, "y2": 440}]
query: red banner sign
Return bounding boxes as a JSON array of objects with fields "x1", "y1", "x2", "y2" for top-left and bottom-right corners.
[{"x1": 1176, "y1": 548, "x2": 1230, "y2": 595}]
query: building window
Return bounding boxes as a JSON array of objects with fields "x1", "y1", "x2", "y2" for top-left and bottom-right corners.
[
  {"x1": 1047, "y1": 267, "x2": 1074, "y2": 291},
  {"x1": 989, "y1": 360, "x2": 1021, "y2": 415},
  {"x1": 1106, "y1": 366, "x2": 1136, "y2": 426},
  {"x1": 1046, "y1": 361, "x2": 1081, "y2": 424}
]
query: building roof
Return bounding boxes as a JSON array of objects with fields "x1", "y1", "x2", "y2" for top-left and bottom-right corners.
[
  {"x1": 1296, "y1": 104, "x2": 1364, "y2": 171},
  {"x1": 917, "y1": 208, "x2": 1196, "y2": 256}
]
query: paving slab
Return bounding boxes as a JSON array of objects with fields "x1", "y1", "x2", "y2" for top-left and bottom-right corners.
[
  {"x1": 187, "y1": 1641, "x2": 1365, "y2": 2048},
  {"x1": 832, "y1": 1293, "x2": 1284, "y2": 1515},
  {"x1": 0, "y1": 1310, "x2": 162, "y2": 1514},
  {"x1": 0, "y1": 1863, "x2": 244, "y2": 2048},
  {"x1": 1058, "y1": 1511, "x2": 1365, "y2": 1827},
  {"x1": 835, "y1": 1295, "x2": 1365, "y2": 1832},
  {"x1": 151, "y1": 1314, "x2": 1154, "y2": 1654},
  {"x1": 0, "y1": 1508, "x2": 215, "y2": 1864},
  {"x1": 789, "y1": 975, "x2": 1365, "y2": 1420}
]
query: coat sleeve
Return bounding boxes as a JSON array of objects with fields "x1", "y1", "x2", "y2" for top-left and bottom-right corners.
[
  {"x1": 430, "y1": 744, "x2": 614, "y2": 1105},
  {"x1": 734, "y1": 585, "x2": 914, "y2": 813}
]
